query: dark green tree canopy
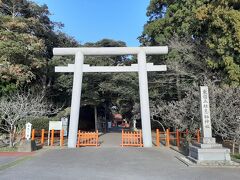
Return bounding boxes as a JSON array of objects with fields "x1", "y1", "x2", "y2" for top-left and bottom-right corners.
[
  {"x1": 0, "y1": 0, "x2": 75, "y2": 94},
  {"x1": 140, "y1": 0, "x2": 240, "y2": 85}
]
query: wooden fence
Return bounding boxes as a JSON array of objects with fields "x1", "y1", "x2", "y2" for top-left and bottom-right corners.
[
  {"x1": 156, "y1": 129, "x2": 200, "y2": 147},
  {"x1": 77, "y1": 130, "x2": 99, "y2": 147},
  {"x1": 30, "y1": 129, "x2": 64, "y2": 147},
  {"x1": 121, "y1": 129, "x2": 143, "y2": 147}
]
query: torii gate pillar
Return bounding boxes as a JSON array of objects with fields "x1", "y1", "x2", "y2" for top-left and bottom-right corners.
[
  {"x1": 53, "y1": 47, "x2": 168, "y2": 148},
  {"x1": 138, "y1": 51, "x2": 152, "y2": 147},
  {"x1": 68, "y1": 52, "x2": 84, "y2": 148}
]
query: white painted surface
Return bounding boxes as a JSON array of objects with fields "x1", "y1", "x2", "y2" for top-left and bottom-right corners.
[
  {"x1": 53, "y1": 46, "x2": 168, "y2": 56},
  {"x1": 138, "y1": 51, "x2": 152, "y2": 147},
  {"x1": 55, "y1": 63, "x2": 167, "y2": 73},
  {"x1": 68, "y1": 52, "x2": 84, "y2": 148},
  {"x1": 61, "y1": 117, "x2": 68, "y2": 136},
  {"x1": 108, "y1": 122, "x2": 112, "y2": 129},
  {"x1": 48, "y1": 121, "x2": 63, "y2": 146},
  {"x1": 200, "y1": 86, "x2": 212, "y2": 138},
  {"x1": 25, "y1": 122, "x2": 32, "y2": 140},
  {"x1": 49, "y1": 121, "x2": 62, "y2": 131}
]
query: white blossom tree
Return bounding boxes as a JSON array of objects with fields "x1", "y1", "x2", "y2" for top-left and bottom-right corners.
[
  {"x1": 0, "y1": 92, "x2": 49, "y2": 147},
  {"x1": 210, "y1": 86, "x2": 240, "y2": 154},
  {"x1": 151, "y1": 85, "x2": 201, "y2": 134},
  {"x1": 151, "y1": 83, "x2": 240, "y2": 153}
]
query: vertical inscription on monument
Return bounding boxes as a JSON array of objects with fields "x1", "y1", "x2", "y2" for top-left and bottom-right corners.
[
  {"x1": 200, "y1": 86, "x2": 212, "y2": 138},
  {"x1": 25, "y1": 122, "x2": 32, "y2": 140}
]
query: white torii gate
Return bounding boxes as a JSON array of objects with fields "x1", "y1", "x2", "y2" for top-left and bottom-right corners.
[{"x1": 53, "y1": 46, "x2": 168, "y2": 148}]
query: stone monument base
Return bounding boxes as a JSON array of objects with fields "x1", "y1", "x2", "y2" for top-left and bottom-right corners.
[
  {"x1": 18, "y1": 139, "x2": 37, "y2": 152},
  {"x1": 189, "y1": 138, "x2": 231, "y2": 163}
]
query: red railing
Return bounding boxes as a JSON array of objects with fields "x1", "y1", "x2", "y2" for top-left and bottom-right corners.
[
  {"x1": 156, "y1": 128, "x2": 201, "y2": 147},
  {"x1": 121, "y1": 129, "x2": 143, "y2": 147},
  {"x1": 30, "y1": 129, "x2": 64, "y2": 147},
  {"x1": 77, "y1": 130, "x2": 99, "y2": 147}
]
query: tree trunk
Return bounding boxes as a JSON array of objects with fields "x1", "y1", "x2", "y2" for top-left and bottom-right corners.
[
  {"x1": 9, "y1": 131, "x2": 14, "y2": 148},
  {"x1": 104, "y1": 105, "x2": 107, "y2": 133},
  {"x1": 9, "y1": 125, "x2": 17, "y2": 148},
  {"x1": 12, "y1": 4, "x2": 15, "y2": 19},
  {"x1": 176, "y1": 75, "x2": 181, "y2": 101},
  {"x1": 232, "y1": 141, "x2": 235, "y2": 155},
  {"x1": 238, "y1": 143, "x2": 240, "y2": 154},
  {"x1": 94, "y1": 105, "x2": 98, "y2": 131}
]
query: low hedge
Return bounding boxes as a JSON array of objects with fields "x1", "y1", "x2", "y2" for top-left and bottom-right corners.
[
  {"x1": 233, "y1": 154, "x2": 240, "y2": 159},
  {"x1": 30, "y1": 117, "x2": 55, "y2": 130}
]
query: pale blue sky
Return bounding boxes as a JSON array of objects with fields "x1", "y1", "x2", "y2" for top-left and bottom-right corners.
[{"x1": 34, "y1": 0, "x2": 150, "y2": 46}]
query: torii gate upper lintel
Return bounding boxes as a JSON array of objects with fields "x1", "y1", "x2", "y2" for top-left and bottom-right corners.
[{"x1": 53, "y1": 46, "x2": 168, "y2": 148}]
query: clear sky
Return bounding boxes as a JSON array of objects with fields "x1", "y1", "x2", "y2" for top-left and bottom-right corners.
[{"x1": 34, "y1": 0, "x2": 150, "y2": 46}]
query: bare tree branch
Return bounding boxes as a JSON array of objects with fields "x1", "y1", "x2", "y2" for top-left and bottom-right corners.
[{"x1": 0, "y1": 91, "x2": 51, "y2": 147}]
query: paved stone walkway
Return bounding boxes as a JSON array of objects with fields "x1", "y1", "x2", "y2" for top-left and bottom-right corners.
[
  {"x1": 0, "y1": 147, "x2": 239, "y2": 180},
  {"x1": 99, "y1": 132, "x2": 122, "y2": 147},
  {"x1": 0, "y1": 133, "x2": 239, "y2": 179}
]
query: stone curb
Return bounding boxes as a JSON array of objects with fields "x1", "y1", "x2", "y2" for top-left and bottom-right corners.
[{"x1": 176, "y1": 156, "x2": 240, "y2": 168}]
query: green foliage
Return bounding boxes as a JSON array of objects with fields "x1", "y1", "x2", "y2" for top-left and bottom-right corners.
[
  {"x1": 81, "y1": 40, "x2": 138, "y2": 113},
  {"x1": 141, "y1": 0, "x2": 240, "y2": 85},
  {"x1": 49, "y1": 38, "x2": 137, "y2": 110},
  {"x1": 0, "y1": 1, "x2": 49, "y2": 93},
  {"x1": 232, "y1": 154, "x2": 240, "y2": 159},
  {"x1": 0, "y1": 31, "x2": 45, "y2": 83},
  {"x1": 54, "y1": 107, "x2": 70, "y2": 120},
  {"x1": 0, "y1": 0, "x2": 76, "y2": 95},
  {"x1": 28, "y1": 108, "x2": 70, "y2": 130},
  {"x1": 0, "y1": 82, "x2": 16, "y2": 95},
  {"x1": 0, "y1": 147, "x2": 17, "y2": 152},
  {"x1": 0, "y1": 1, "x2": 139, "y2": 121},
  {"x1": 30, "y1": 117, "x2": 51, "y2": 130}
]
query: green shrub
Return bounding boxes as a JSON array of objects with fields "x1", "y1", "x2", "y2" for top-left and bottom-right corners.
[
  {"x1": 55, "y1": 107, "x2": 70, "y2": 120},
  {"x1": 233, "y1": 154, "x2": 240, "y2": 159},
  {"x1": 0, "y1": 147, "x2": 17, "y2": 152},
  {"x1": 30, "y1": 117, "x2": 52, "y2": 130},
  {"x1": 25, "y1": 108, "x2": 70, "y2": 131}
]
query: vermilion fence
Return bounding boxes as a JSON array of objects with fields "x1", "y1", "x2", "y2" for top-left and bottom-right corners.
[
  {"x1": 30, "y1": 129, "x2": 64, "y2": 147},
  {"x1": 77, "y1": 130, "x2": 99, "y2": 147},
  {"x1": 29, "y1": 128, "x2": 200, "y2": 148},
  {"x1": 156, "y1": 128, "x2": 201, "y2": 147},
  {"x1": 121, "y1": 129, "x2": 143, "y2": 147}
]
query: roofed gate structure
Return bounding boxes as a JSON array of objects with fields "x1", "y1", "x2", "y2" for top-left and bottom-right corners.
[{"x1": 53, "y1": 46, "x2": 168, "y2": 148}]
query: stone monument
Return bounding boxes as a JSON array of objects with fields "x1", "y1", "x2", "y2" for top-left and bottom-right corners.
[
  {"x1": 25, "y1": 122, "x2": 32, "y2": 140},
  {"x1": 189, "y1": 86, "x2": 231, "y2": 163}
]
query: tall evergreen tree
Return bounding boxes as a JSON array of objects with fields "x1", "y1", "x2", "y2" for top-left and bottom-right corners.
[{"x1": 140, "y1": 0, "x2": 240, "y2": 85}]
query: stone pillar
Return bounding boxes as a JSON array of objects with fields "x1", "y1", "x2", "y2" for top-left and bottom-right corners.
[
  {"x1": 68, "y1": 52, "x2": 84, "y2": 148},
  {"x1": 138, "y1": 51, "x2": 152, "y2": 147},
  {"x1": 189, "y1": 86, "x2": 230, "y2": 163},
  {"x1": 133, "y1": 119, "x2": 137, "y2": 130}
]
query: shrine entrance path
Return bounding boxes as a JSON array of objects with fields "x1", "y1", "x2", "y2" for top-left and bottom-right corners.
[
  {"x1": 99, "y1": 132, "x2": 122, "y2": 147},
  {"x1": 0, "y1": 147, "x2": 239, "y2": 180}
]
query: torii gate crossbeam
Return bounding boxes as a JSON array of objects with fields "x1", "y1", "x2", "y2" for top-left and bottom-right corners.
[{"x1": 53, "y1": 46, "x2": 168, "y2": 148}]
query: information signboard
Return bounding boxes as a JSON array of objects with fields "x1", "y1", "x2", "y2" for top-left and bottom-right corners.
[{"x1": 61, "y1": 117, "x2": 68, "y2": 136}]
